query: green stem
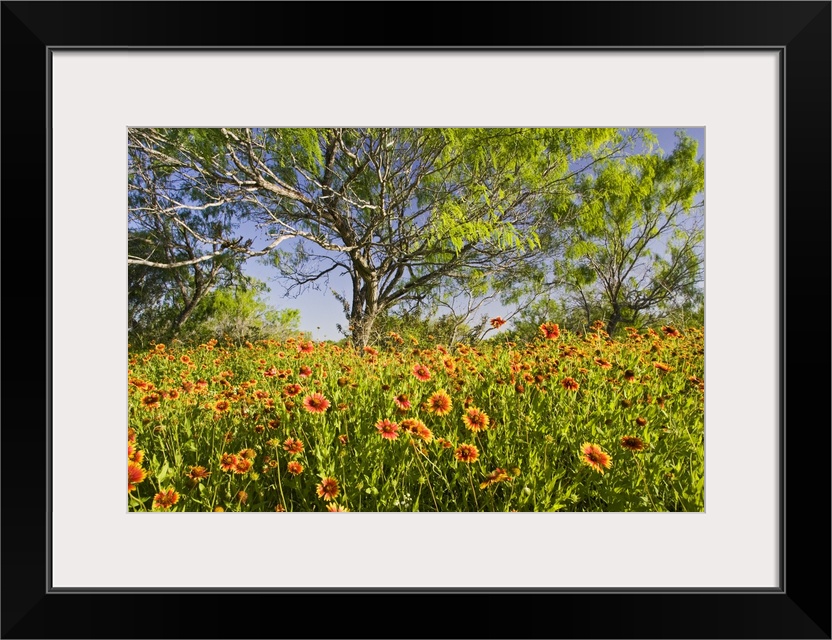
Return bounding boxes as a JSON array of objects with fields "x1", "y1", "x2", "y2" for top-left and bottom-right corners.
[
  {"x1": 634, "y1": 455, "x2": 659, "y2": 511},
  {"x1": 275, "y1": 464, "x2": 288, "y2": 512},
  {"x1": 410, "y1": 439, "x2": 439, "y2": 512},
  {"x1": 208, "y1": 420, "x2": 217, "y2": 466},
  {"x1": 466, "y1": 465, "x2": 480, "y2": 511}
]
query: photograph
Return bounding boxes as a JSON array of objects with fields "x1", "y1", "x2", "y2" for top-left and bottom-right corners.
[
  {"x1": 127, "y1": 126, "x2": 705, "y2": 513},
  {"x1": 2, "y1": 0, "x2": 828, "y2": 635}
]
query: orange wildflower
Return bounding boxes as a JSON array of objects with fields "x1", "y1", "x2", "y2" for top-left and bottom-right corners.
[
  {"x1": 436, "y1": 437, "x2": 454, "y2": 449},
  {"x1": 401, "y1": 418, "x2": 425, "y2": 434},
  {"x1": 454, "y1": 443, "x2": 479, "y2": 463},
  {"x1": 376, "y1": 419, "x2": 400, "y2": 440},
  {"x1": 425, "y1": 390, "x2": 452, "y2": 416},
  {"x1": 283, "y1": 437, "x2": 304, "y2": 454},
  {"x1": 316, "y1": 477, "x2": 340, "y2": 501},
  {"x1": 462, "y1": 407, "x2": 490, "y2": 432},
  {"x1": 128, "y1": 461, "x2": 146, "y2": 492},
  {"x1": 480, "y1": 468, "x2": 511, "y2": 489},
  {"x1": 302, "y1": 393, "x2": 330, "y2": 414},
  {"x1": 220, "y1": 453, "x2": 238, "y2": 472},
  {"x1": 284, "y1": 383, "x2": 303, "y2": 397},
  {"x1": 412, "y1": 364, "x2": 431, "y2": 382},
  {"x1": 141, "y1": 394, "x2": 161, "y2": 409},
  {"x1": 620, "y1": 436, "x2": 646, "y2": 452},
  {"x1": 153, "y1": 488, "x2": 180, "y2": 510},
  {"x1": 594, "y1": 357, "x2": 612, "y2": 369},
  {"x1": 234, "y1": 458, "x2": 253, "y2": 474},
  {"x1": 186, "y1": 466, "x2": 211, "y2": 482},
  {"x1": 393, "y1": 393, "x2": 412, "y2": 410},
  {"x1": 661, "y1": 326, "x2": 681, "y2": 338},
  {"x1": 539, "y1": 322, "x2": 560, "y2": 340},
  {"x1": 580, "y1": 442, "x2": 612, "y2": 474},
  {"x1": 561, "y1": 377, "x2": 579, "y2": 391}
]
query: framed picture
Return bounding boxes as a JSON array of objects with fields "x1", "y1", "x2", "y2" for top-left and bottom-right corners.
[{"x1": 3, "y1": 1, "x2": 829, "y2": 638}]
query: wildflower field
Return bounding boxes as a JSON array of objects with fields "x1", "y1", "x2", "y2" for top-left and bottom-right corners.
[{"x1": 128, "y1": 324, "x2": 704, "y2": 512}]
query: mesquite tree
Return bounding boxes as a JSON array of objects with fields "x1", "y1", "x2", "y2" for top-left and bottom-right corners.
[
  {"x1": 128, "y1": 127, "x2": 641, "y2": 346},
  {"x1": 128, "y1": 144, "x2": 252, "y2": 341},
  {"x1": 563, "y1": 132, "x2": 705, "y2": 334}
]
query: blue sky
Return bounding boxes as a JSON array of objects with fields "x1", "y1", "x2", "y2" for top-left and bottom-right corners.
[{"x1": 243, "y1": 127, "x2": 705, "y2": 341}]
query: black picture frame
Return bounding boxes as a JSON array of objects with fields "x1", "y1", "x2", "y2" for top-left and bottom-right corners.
[{"x1": 2, "y1": 2, "x2": 829, "y2": 638}]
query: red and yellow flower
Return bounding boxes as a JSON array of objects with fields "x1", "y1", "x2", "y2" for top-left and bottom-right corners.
[
  {"x1": 153, "y1": 488, "x2": 180, "y2": 510},
  {"x1": 454, "y1": 443, "x2": 479, "y2": 463},
  {"x1": 661, "y1": 326, "x2": 681, "y2": 338},
  {"x1": 284, "y1": 383, "x2": 303, "y2": 397},
  {"x1": 580, "y1": 442, "x2": 612, "y2": 474},
  {"x1": 462, "y1": 407, "x2": 490, "y2": 432},
  {"x1": 283, "y1": 437, "x2": 304, "y2": 454},
  {"x1": 412, "y1": 364, "x2": 431, "y2": 382},
  {"x1": 425, "y1": 390, "x2": 452, "y2": 416},
  {"x1": 620, "y1": 435, "x2": 646, "y2": 452},
  {"x1": 480, "y1": 467, "x2": 512, "y2": 489},
  {"x1": 287, "y1": 461, "x2": 304, "y2": 476},
  {"x1": 214, "y1": 400, "x2": 231, "y2": 412},
  {"x1": 220, "y1": 453, "x2": 239, "y2": 472},
  {"x1": 234, "y1": 458, "x2": 254, "y2": 474},
  {"x1": 561, "y1": 377, "x2": 579, "y2": 391},
  {"x1": 375, "y1": 419, "x2": 400, "y2": 440},
  {"x1": 141, "y1": 394, "x2": 161, "y2": 409},
  {"x1": 316, "y1": 477, "x2": 340, "y2": 501},
  {"x1": 302, "y1": 393, "x2": 330, "y2": 414},
  {"x1": 539, "y1": 322, "x2": 560, "y2": 340},
  {"x1": 128, "y1": 461, "x2": 146, "y2": 492},
  {"x1": 393, "y1": 394, "x2": 412, "y2": 411},
  {"x1": 186, "y1": 465, "x2": 211, "y2": 482}
]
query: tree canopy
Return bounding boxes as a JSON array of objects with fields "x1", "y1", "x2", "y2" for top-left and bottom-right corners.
[
  {"x1": 495, "y1": 131, "x2": 704, "y2": 335},
  {"x1": 129, "y1": 127, "x2": 669, "y2": 344},
  {"x1": 561, "y1": 131, "x2": 704, "y2": 334}
]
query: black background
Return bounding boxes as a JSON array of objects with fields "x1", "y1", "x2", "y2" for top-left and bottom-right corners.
[{"x1": 2, "y1": 2, "x2": 829, "y2": 638}]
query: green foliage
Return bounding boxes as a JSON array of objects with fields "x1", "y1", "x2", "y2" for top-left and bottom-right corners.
[
  {"x1": 559, "y1": 131, "x2": 705, "y2": 333},
  {"x1": 182, "y1": 281, "x2": 303, "y2": 345},
  {"x1": 360, "y1": 308, "x2": 479, "y2": 349},
  {"x1": 128, "y1": 129, "x2": 258, "y2": 346},
  {"x1": 130, "y1": 127, "x2": 639, "y2": 347},
  {"x1": 130, "y1": 127, "x2": 703, "y2": 350},
  {"x1": 492, "y1": 297, "x2": 605, "y2": 342}
]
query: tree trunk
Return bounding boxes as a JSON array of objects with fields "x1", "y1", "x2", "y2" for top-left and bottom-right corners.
[
  {"x1": 348, "y1": 268, "x2": 381, "y2": 348},
  {"x1": 606, "y1": 307, "x2": 622, "y2": 336},
  {"x1": 171, "y1": 270, "x2": 216, "y2": 338},
  {"x1": 171, "y1": 292, "x2": 202, "y2": 336},
  {"x1": 350, "y1": 311, "x2": 378, "y2": 349}
]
